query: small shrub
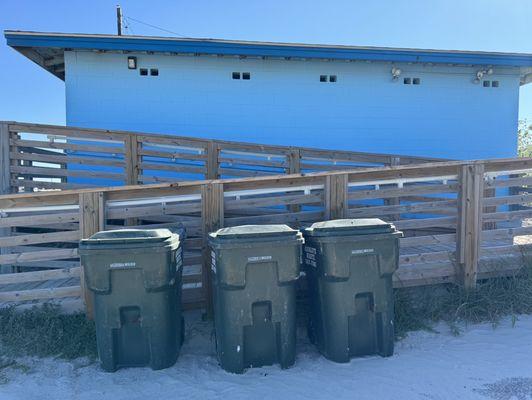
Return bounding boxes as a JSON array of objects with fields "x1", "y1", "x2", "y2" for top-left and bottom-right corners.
[
  {"x1": 0, "y1": 303, "x2": 97, "y2": 360},
  {"x1": 394, "y1": 265, "x2": 532, "y2": 339}
]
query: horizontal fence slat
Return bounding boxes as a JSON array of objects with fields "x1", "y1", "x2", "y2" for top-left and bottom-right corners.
[
  {"x1": 0, "y1": 267, "x2": 81, "y2": 285},
  {"x1": 0, "y1": 248, "x2": 79, "y2": 264},
  {"x1": 11, "y1": 139, "x2": 125, "y2": 154},
  {"x1": 349, "y1": 183, "x2": 458, "y2": 200},
  {"x1": 10, "y1": 152, "x2": 126, "y2": 168},
  {"x1": 10, "y1": 166, "x2": 125, "y2": 181},
  {"x1": 0, "y1": 285, "x2": 81, "y2": 302},
  {"x1": 483, "y1": 193, "x2": 532, "y2": 207},
  {"x1": 393, "y1": 261, "x2": 456, "y2": 288},
  {"x1": 0, "y1": 230, "x2": 81, "y2": 247},
  {"x1": 349, "y1": 200, "x2": 458, "y2": 218},
  {"x1": 394, "y1": 217, "x2": 457, "y2": 230},
  {"x1": 0, "y1": 212, "x2": 79, "y2": 228},
  {"x1": 485, "y1": 176, "x2": 532, "y2": 188}
]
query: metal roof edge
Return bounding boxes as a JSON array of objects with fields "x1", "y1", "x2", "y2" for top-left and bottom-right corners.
[{"x1": 5, "y1": 30, "x2": 532, "y2": 67}]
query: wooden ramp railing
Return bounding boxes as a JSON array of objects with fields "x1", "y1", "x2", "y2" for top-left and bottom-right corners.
[
  {"x1": 0, "y1": 157, "x2": 530, "y2": 315},
  {"x1": 1, "y1": 121, "x2": 442, "y2": 193}
]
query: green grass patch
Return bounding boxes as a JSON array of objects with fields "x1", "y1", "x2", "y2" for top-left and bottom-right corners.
[
  {"x1": 0, "y1": 303, "x2": 97, "y2": 360},
  {"x1": 394, "y1": 265, "x2": 532, "y2": 339},
  {"x1": 2, "y1": 265, "x2": 532, "y2": 360}
]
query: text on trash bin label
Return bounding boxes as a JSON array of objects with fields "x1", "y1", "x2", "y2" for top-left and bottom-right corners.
[
  {"x1": 247, "y1": 255, "x2": 273, "y2": 262},
  {"x1": 351, "y1": 248, "x2": 375, "y2": 255},
  {"x1": 211, "y1": 251, "x2": 216, "y2": 274},
  {"x1": 304, "y1": 246, "x2": 317, "y2": 268},
  {"x1": 109, "y1": 262, "x2": 136, "y2": 269}
]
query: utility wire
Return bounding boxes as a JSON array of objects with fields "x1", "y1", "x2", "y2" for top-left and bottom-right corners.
[
  {"x1": 123, "y1": 15, "x2": 186, "y2": 37},
  {"x1": 123, "y1": 16, "x2": 135, "y2": 35}
]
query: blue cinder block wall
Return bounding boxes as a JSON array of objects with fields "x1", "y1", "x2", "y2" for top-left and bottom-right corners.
[{"x1": 65, "y1": 51, "x2": 521, "y2": 160}]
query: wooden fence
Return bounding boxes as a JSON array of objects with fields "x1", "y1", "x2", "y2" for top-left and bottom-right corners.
[
  {"x1": 0, "y1": 157, "x2": 531, "y2": 315},
  {"x1": 1, "y1": 121, "x2": 441, "y2": 194}
]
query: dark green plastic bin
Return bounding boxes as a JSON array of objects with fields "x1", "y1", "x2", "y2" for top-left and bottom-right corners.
[
  {"x1": 79, "y1": 228, "x2": 184, "y2": 372},
  {"x1": 209, "y1": 225, "x2": 303, "y2": 374},
  {"x1": 303, "y1": 219, "x2": 402, "y2": 363}
]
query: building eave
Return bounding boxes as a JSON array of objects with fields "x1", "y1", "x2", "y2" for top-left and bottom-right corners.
[{"x1": 5, "y1": 30, "x2": 532, "y2": 82}]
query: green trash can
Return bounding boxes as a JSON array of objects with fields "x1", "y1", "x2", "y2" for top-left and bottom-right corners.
[
  {"x1": 79, "y1": 228, "x2": 184, "y2": 372},
  {"x1": 208, "y1": 225, "x2": 303, "y2": 374},
  {"x1": 303, "y1": 218, "x2": 402, "y2": 363}
]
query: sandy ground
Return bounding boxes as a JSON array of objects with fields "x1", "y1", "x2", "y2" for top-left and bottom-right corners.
[{"x1": 1, "y1": 313, "x2": 532, "y2": 400}]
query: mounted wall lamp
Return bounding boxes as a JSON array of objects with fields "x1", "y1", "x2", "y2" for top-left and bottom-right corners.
[
  {"x1": 473, "y1": 67, "x2": 493, "y2": 84},
  {"x1": 391, "y1": 66, "x2": 402, "y2": 80},
  {"x1": 127, "y1": 56, "x2": 137, "y2": 70}
]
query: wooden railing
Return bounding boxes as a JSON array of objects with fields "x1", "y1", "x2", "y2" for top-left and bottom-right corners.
[
  {"x1": 0, "y1": 121, "x2": 442, "y2": 194},
  {"x1": 0, "y1": 157, "x2": 530, "y2": 315}
]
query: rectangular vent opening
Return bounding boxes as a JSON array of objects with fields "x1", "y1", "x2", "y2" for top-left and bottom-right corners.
[
  {"x1": 232, "y1": 72, "x2": 241, "y2": 79},
  {"x1": 150, "y1": 68, "x2": 159, "y2": 76},
  {"x1": 140, "y1": 68, "x2": 148, "y2": 76}
]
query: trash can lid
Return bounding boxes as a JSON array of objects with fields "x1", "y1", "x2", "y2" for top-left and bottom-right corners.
[
  {"x1": 80, "y1": 228, "x2": 179, "y2": 248},
  {"x1": 304, "y1": 218, "x2": 396, "y2": 236},
  {"x1": 210, "y1": 224, "x2": 299, "y2": 240}
]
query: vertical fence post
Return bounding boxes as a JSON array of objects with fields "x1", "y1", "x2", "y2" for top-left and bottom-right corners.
[
  {"x1": 201, "y1": 182, "x2": 224, "y2": 317},
  {"x1": 0, "y1": 122, "x2": 13, "y2": 273},
  {"x1": 124, "y1": 134, "x2": 139, "y2": 186},
  {"x1": 385, "y1": 156, "x2": 401, "y2": 221},
  {"x1": 124, "y1": 134, "x2": 139, "y2": 226},
  {"x1": 206, "y1": 141, "x2": 220, "y2": 180},
  {"x1": 79, "y1": 191, "x2": 105, "y2": 319},
  {"x1": 457, "y1": 163, "x2": 485, "y2": 289},
  {"x1": 288, "y1": 149, "x2": 302, "y2": 212},
  {"x1": 288, "y1": 148, "x2": 301, "y2": 175},
  {"x1": 325, "y1": 173, "x2": 349, "y2": 220}
]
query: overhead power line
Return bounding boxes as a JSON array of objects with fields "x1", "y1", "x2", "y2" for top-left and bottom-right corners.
[{"x1": 123, "y1": 15, "x2": 186, "y2": 37}]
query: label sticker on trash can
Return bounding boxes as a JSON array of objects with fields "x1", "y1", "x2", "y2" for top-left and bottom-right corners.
[
  {"x1": 304, "y1": 246, "x2": 317, "y2": 268},
  {"x1": 175, "y1": 249, "x2": 182, "y2": 271},
  {"x1": 247, "y1": 256, "x2": 272, "y2": 262},
  {"x1": 211, "y1": 251, "x2": 217, "y2": 274},
  {"x1": 351, "y1": 248, "x2": 375, "y2": 255},
  {"x1": 109, "y1": 262, "x2": 136, "y2": 269}
]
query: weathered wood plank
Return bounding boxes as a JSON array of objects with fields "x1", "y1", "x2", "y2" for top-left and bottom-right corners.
[
  {"x1": 0, "y1": 212, "x2": 79, "y2": 228},
  {"x1": 201, "y1": 182, "x2": 223, "y2": 317},
  {"x1": 0, "y1": 267, "x2": 81, "y2": 285},
  {"x1": 0, "y1": 285, "x2": 81, "y2": 302},
  {"x1": 456, "y1": 164, "x2": 484, "y2": 289},
  {"x1": 348, "y1": 200, "x2": 458, "y2": 218},
  {"x1": 0, "y1": 230, "x2": 81, "y2": 247},
  {"x1": 79, "y1": 192, "x2": 105, "y2": 318},
  {"x1": 325, "y1": 173, "x2": 348, "y2": 219},
  {"x1": 10, "y1": 165, "x2": 124, "y2": 181},
  {"x1": 0, "y1": 248, "x2": 79, "y2": 264},
  {"x1": 10, "y1": 152, "x2": 125, "y2": 168},
  {"x1": 11, "y1": 139, "x2": 125, "y2": 154},
  {"x1": 483, "y1": 193, "x2": 532, "y2": 207},
  {"x1": 349, "y1": 183, "x2": 458, "y2": 200}
]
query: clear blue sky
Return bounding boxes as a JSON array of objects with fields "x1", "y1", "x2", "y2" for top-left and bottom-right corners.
[{"x1": 1, "y1": 0, "x2": 531, "y2": 126}]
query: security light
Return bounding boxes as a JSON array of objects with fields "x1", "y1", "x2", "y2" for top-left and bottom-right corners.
[
  {"x1": 127, "y1": 56, "x2": 137, "y2": 69},
  {"x1": 391, "y1": 66, "x2": 402, "y2": 80},
  {"x1": 474, "y1": 67, "x2": 494, "y2": 83}
]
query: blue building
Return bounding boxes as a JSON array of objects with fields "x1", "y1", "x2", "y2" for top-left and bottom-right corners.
[{"x1": 5, "y1": 31, "x2": 532, "y2": 160}]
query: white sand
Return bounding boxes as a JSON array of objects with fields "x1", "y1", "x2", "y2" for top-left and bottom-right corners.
[{"x1": 1, "y1": 313, "x2": 532, "y2": 400}]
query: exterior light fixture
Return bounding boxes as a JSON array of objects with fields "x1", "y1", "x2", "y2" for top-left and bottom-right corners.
[
  {"x1": 473, "y1": 67, "x2": 493, "y2": 84},
  {"x1": 127, "y1": 56, "x2": 137, "y2": 69},
  {"x1": 391, "y1": 66, "x2": 402, "y2": 80}
]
